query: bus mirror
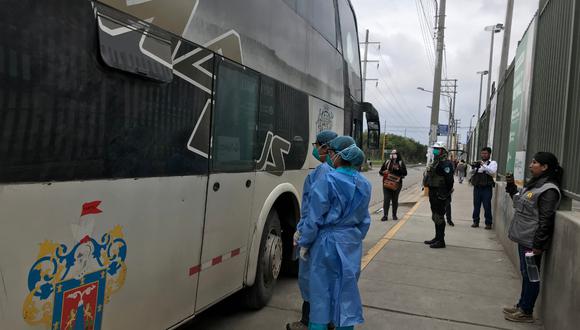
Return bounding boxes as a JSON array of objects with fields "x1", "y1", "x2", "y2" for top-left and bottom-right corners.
[
  {"x1": 367, "y1": 121, "x2": 380, "y2": 150},
  {"x1": 362, "y1": 102, "x2": 380, "y2": 149}
]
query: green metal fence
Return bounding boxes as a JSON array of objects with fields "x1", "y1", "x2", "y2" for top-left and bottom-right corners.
[
  {"x1": 480, "y1": 0, "x2": 580, "y2": 199},
  {"x1": 527, "y1": 0, "x2": 580, "y2": 198},
  {"x1": 491, "y1": 63, "x2": 515, "y2": 175}
]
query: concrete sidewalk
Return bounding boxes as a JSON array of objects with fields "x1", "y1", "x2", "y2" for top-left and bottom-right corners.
[
  {"x1": 186, "y1": 179, "x2": 544, "y2": 329},
  {"x1": 358, "y1": 181, "x2": 543, "y2": 330}
]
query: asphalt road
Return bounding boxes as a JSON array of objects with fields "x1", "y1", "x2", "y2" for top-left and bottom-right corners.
[{"x1": 182, "y1": 166, "x2": 425, "y2": 329}]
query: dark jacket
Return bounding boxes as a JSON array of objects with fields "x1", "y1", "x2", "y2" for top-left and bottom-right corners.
[
  {"x1": 424, "y1": 158, "x2": 454, "y2": 198},
  {"x1": 507, "y1": 176, "x2": 560, "y2": 250},
  {"x1": 379, "y1": 159, "x2": 407, "y2": 183}
]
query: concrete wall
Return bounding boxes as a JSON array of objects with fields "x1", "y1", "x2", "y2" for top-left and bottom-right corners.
[{"x1": 493, "y1": 182, "x2": 580, "y2": 330}]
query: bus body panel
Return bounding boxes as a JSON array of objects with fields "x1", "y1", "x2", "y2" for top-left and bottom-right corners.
[
  {"x1": 0, "y1": 176, "x2": 207, "y2": 330},
  {"x1": 100, "y1": 0, "x2": 347, "y2": 108},
  {"x1": 195, "y1": 172, "x2": 255, "y2": 311},
  {"x1": 0, "y1": 0, "x2": 368, "y2": 328}
]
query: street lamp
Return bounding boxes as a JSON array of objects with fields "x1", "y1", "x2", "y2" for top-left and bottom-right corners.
[
  {"x1": 468, "y1": 114, "x2": 476, "y2": 140},
  {"x1": 476, "y1": 70, "x2": 489, "y2": 120},
  {"x1": 484, "y1": 23, "x2": 504, "y2": 106}
]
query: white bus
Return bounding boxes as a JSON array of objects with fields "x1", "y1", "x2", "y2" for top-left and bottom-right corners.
[{"x1": 0, "y1": 0, "x2": 380, "y2": 329}]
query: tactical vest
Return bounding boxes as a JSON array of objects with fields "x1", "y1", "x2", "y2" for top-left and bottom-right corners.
[
  {"x1": 470, "y1": 161, "x2": 495, "y2": 187},
  {"x1": 427, "y1": 161, "x2": 446, "y2": 188},
  {"x1": 508, "y1": 182, "x2": 561, "y2": 248}
]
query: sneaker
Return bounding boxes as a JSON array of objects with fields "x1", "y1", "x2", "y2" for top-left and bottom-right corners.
[
  {"x1": 503, "y1": 305, "x2": 519, "y2": 315},
  {"x1": 485, "y1": 224, "x2": 492, "y2": 230},
  {"x1": 447, "y1": 220, "x2": 455, "y2": 226},
  {"x1": 429, "y1": 240, "x2": 446, "y2": 248},
  {"x1": 381, "y1": 216, "x2": 388, "y2": 221},
  {"x1": 286, "y1": 321, "x2": 308, "y2": 330},
  {"x1": 505, "y1": 309, "x2": 534, "y2": 323},
  {"x1": 471, "y1": 223, "x2": 479, "y2": 228}
]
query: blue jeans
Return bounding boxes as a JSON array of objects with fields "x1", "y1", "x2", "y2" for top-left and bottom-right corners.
[
  {"x1": 517, "y1": 245, "x2": 542, "y2": 314},
  {"x1": 472, "y1": 186, "x2": 493, "y2": 225}
]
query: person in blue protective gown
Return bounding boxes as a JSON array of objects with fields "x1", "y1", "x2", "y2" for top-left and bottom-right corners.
[
  {"x1": 297, "y1": 136, "x2": 372, "y2": 330},
  {"x1": 287, "y1": 130, "x2": 338, "y2": 330}
]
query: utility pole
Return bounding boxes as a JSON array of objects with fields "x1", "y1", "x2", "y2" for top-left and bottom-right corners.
[
  {"x1": 442, "y1": 78, "x2": 457, "y2": 156},
  {"x1": 476, "y1": 70, "x2": 488, "y2": 120},
  {"x1": 429, "y1": 0, "x2": 446, "y2": 155},
  {"x1": 498, "y1": 0, "x2": 514, "y2": 82},
  {"x1": 381, "y1": 120, "x2": 387, "y2": 162},
  {"x1": 455, "y1": 119, "x2": 461, "y2": 151},
  {"x1": 484, "y1": 24, "x2": 504, "y2": 106},
  {"x1": 360, "y1": 29, "x2": 380, "y2": 100}
]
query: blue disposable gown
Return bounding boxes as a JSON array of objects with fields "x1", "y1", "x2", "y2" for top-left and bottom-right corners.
[
  {"x1": 297, "y1": 167, "x2": 372, "y2": 327},
  {"x1": 297, "y1": 162, "x2": 333, "y2": 301}
]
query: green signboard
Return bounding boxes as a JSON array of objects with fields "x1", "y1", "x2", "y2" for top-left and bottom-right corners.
[{"x1": 506, "y1": 16, "x2": 536, "y2": 183}]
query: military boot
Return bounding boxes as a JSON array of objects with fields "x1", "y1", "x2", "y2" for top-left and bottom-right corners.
[
  {"x1": 430, "y1": 223, "x2": 446, "y2": 248},
  {"x1": 424, "y1": 223, "x2": 438, "y2": 245}
]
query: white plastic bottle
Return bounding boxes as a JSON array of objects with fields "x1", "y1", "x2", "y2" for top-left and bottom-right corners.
[{"x1": 525, "y1": 252, "x2": 541, "y2": 282}]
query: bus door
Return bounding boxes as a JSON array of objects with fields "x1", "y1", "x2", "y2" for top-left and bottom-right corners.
[{"x1": 196, "y1": 59, "x2": 259, "y2": 310}]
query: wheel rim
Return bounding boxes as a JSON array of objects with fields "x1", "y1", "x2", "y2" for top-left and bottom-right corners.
[{"x1": 263, "y1": 231, "x2": 283, "y2": 284}]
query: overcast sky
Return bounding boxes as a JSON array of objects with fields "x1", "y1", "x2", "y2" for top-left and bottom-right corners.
[{"x1": 352, "y1": 0, "x2": 539, "y2": 145}]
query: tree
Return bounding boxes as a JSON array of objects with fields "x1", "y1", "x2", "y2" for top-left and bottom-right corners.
[{"x1": 362, "y1": 131, "x2": 428, "y2": 164}]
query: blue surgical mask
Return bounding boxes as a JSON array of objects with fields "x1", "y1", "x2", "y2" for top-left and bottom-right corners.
[
  {"x1": 312, "y1": 147, "x2": 320, "y2": 160},
  {"x1": 326, "y1": 153, "x2": 336, "y2": 168}
]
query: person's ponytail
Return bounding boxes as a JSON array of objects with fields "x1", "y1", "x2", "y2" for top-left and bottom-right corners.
[{"x1": 552, "y1": 164, "x2": 564, "y2": 187}]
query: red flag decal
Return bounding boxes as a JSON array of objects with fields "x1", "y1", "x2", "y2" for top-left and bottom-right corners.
[{"x1": 81, "y1": 201, "x2": 102, "y2": 216}]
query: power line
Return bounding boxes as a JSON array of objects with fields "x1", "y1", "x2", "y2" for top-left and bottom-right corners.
[
  {"x1": 364, "y1": 42, "x2": 419, "y2": 125},
  {"x1": 419, "y1": 0, "x2": 435, "y2": 38},
  {"x1": 364, "y1": 88, "x2": 407, "y2": 125},
  {"x1": 376, "y1": 53, "x2": 420, "y2": 124},
  {"x1": 368, "y1": 87, "x2": 411, "y2": 125},
  {"x1": 419, "y1": 0, "x2": 437, "y2": 63},
  {"x1": 414, "y1": 0, "x2": 435, "y2": 71}
]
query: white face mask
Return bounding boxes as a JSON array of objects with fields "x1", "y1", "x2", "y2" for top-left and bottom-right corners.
[{"x1": 390, "y1": 154, "x2": 397, "y2": 159}]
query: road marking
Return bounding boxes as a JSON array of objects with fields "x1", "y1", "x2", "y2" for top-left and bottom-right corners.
[{"x1": 361, "y1": 199, "x2": 424, "y2": 271}]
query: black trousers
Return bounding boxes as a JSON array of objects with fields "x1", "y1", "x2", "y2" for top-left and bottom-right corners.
[
  {"x1": 383, "y1": 186, "x2": 401, "y2": 217},
  {"x1": 445, "y1": 195, "x2": 452, "y2": 221},
  {"x1": 429, "y1": 190, "x2": 450, "y2": 225},
  {"x1": 300, "y1": 300, "x2": 310, "y2": 325}
]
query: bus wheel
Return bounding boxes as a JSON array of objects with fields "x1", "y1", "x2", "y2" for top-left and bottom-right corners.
[{"x1": 244, "y1": 210, "x2": 282, "y2": 309}]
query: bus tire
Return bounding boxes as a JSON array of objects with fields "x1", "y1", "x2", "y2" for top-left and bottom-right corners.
[{"x1": 244, "y1": 209, "x2": 283, "y2": 309}]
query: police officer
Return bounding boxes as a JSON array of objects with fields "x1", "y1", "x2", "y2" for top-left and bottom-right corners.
[{"x1": 423, "y1": 142, "x2": 454, "y2": 249}]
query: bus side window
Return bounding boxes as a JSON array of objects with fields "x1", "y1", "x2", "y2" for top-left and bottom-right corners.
[
  {"x1": 212, "y1": 62, "x2": 259, "y2": 172},
  {"x1": 258, "y1": 77, "x2": 309, "y2": 172},
  {"x1": 97, "y1": 14, "x2": 173, "y2": 83}
]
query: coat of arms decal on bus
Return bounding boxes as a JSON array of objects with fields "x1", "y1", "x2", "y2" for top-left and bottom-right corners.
[
  {"x1": 316, "y1": 104, "x2": 335, "y2": 132},
  {"x1": 22, "y1": 201, "x2": 127, "y2": 330}
]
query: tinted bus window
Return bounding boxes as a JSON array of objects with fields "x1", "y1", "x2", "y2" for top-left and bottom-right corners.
[
  {"x1": 258, "y1": 77, "x2": 309, "y2": 172},
  {"x1": 338, "y1": 0, "x2": 362, "y2": 101},
  {"x1": 283, "y1": 0, "x2": 337, "y2": 47},
  {"x1": 0, "y1": 9, "x2": 209, "y2": 183},
  {"x1": 311, "y1": 0, "x2": 337, "y2": 47},
  {"x1": 212, "y1": 62, "x2": 259, "y2": 172}
]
